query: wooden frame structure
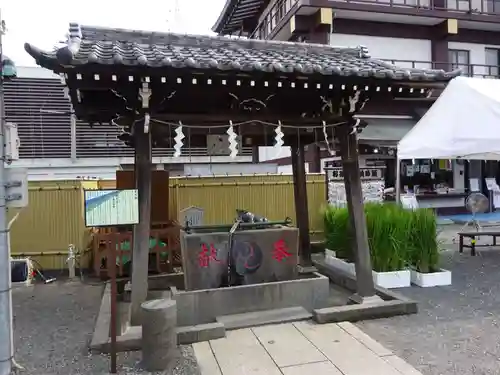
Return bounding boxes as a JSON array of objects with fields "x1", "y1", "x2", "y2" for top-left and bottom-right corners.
[{"x1": 25, "y1": 23, "x2": 459, "y2": 322}]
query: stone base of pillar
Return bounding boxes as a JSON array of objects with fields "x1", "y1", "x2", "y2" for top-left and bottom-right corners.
[
  {"x1": 348, "y1": 294, "x2": 383, "y2": 305},
  {"x1": 141, "y1": 299, "x2": 177, "y2": 372}
]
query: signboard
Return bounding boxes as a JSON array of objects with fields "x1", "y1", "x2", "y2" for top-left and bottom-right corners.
[
  {"x1": 485, "y1": 178, "x2": 498, "y2": 191},
  {"x1": 327, "y1": 167, "x2": 385, "y2": 181},
  {"x1": 325, "y1": 166, "x2": 385, "y2": 206},
  {"x1": 469, "y1": 178, "x2": 480, "y2": 192},
  {"x1": 180, "y1": 206, "x2": 204, "y2": 226},
  {"x1": 400, "y1": 194, "x2": 419, "y2": 210},
  {"x1": 84, "y1": 189, "x2": 139, "y2": 227}
]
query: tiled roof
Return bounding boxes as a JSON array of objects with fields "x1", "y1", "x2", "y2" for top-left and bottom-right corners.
[{"x1": 24, "y1": 24, "x2": 461, "y2": 82}]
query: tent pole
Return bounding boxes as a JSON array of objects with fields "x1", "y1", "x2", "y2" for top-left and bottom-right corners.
[{"x1": 395, "y1": 158, "x2": 401, "y2": 204}]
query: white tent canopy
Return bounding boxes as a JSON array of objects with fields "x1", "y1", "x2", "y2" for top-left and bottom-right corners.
[{"x1": 397, "y1": 77, "x2": 500, "y2": 161}]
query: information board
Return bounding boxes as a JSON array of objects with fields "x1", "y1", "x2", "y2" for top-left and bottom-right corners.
[{"x1": 84, "y1": 189, "x2": 139, "y2": 227}]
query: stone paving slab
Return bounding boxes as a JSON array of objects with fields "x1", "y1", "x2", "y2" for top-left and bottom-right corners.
[
  {"x1": 193, "y1": 321, "x2": 423, "y2": 375},
  {"x1": 253, "y1": 322, "x2": 327, "y2": 367},
  {"x1": 209, "y1": 329, "x2": 282, "y2": 375},
  {"x1": 281, "y1": 361, "x2": 343, "y2": 375}
]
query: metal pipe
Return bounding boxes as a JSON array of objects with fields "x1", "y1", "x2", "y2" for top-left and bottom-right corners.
[
  {"x1": 70, "y1": 114, "x2": 77, "y2": 161},
  {"x1": 11, "y1": 250, "x2": 91, "y2": 257},
  {"x1": 109, "y1": 237, "x2": 117, "y2": 373},
  {"x1": 226, "y1": 220, "x2": 241, "y2": 286},
  {"x1": 184, "y1": 218, "x2": 292, "y2": 232},
  {"x1": 7, "y1": 212, "x2": 21, "y2": 372},
  {"x1": 395, "y1": 157, "x2": 402, "y2": 204},
  {"x1": 0, "y1": 11, "x2": 12, "y2": 375},
  {"x1": 172, "y1": 180, "x2": 323, "y2": 188}
]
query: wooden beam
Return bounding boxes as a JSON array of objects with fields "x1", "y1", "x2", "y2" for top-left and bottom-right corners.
[
  {"x1": 150, "y1": 113, "x2": 345, "y2": 125},
  {"x1": 291, "y1": 140, "x2": 312, "y2": 266},
  {"x1": 337, "y1": 124, "x2": 376, "y2": 300},
  {"x1": 130, "y1": 122, "x2": 153, "y2": 325}
]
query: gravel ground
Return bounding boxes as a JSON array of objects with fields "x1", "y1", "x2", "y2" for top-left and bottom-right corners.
[
  {"x1": 12, "y1": 281, "x2": 200, "y2": 375},
  {"x1": 357, "y1": 224, "x2": 500, "y2": 375},
  {"x1": 13, "y1": 224, "x2": 500, "y2": 375}
]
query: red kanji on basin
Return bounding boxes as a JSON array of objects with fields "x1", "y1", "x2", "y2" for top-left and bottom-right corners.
[
  {"x1": 198, "y1": 243, "x2": 221, "y2": 268},
  {"x1": 272, "y1": 239, "x2": 291, "y2": 262}
]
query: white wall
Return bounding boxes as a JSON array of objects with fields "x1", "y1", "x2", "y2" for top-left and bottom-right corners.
[
  {"x1": 259, "y1": 146, "x2": 291, "y2": 162},
  {"x1": 277, "y1": 163, "x2": 309, "y2": 174},
  {"x1": 331, "y1": 34, "x2": 432, "y2": 66}
]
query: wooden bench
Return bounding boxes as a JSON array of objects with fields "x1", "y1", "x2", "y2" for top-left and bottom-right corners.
[{"x1": 458, "y1": 231, "x2": 500, "y2": 256}]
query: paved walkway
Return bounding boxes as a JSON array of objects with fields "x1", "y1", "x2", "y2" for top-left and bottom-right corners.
[{"x1": 193, "y1": 321, "x2": 422, "y2": 375}]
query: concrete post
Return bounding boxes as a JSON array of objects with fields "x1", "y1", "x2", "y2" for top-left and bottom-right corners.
[
  {"x1": 67, "y1": 244, "x2": 76, "y2": 279},
  {"x1": 141, "y1": 299, "x2": 177, "y2": 372}
]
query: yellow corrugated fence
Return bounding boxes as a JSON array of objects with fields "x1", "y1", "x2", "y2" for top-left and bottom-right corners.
[
  {"x1": 10, "y1": 174, "x2": 326, "y2": 270},
  {"x1": 9, "y1": 180, "x2": 98, "y2": 269},
  {"x1": 170, "y1": 174, "x2": 326, "y2": 239}
]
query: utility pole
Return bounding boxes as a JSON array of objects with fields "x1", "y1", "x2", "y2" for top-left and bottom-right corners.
[{"x1": 0, "y1": 9, "x2": 12, "y2": 375}]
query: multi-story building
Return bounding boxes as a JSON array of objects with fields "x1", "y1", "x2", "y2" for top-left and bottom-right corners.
[
  {"x1": 5, "y1": 67, "x2": 275, "y2": 180},
  {"x1": 214, "y1": 0, "x2": 500, "y2": 77},
  {"x1": 214, "y1": 0, "x2": 500, "y2": 212}
]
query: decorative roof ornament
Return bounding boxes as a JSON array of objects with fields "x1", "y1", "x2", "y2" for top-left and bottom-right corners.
[
  {"x1": 227, "y1": 120, "x2": 238, "y2": 158},
  {"x1": 173, "y1": 122, "x2": 184, "y2": 158},
  {"x1": 322, "y1": 121, "x2": 335, "y2": 156},
  {"x1": 274, "y1": 121, "x2": 284, "y2": 155}
]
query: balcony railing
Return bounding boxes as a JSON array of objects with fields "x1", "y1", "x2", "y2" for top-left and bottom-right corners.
[
  {"x1": 381, "y1": 59, "x2": 500, "y2": 78},
  {"x1": 249, "y1": 0, "x2": 500, "y2": 40},
  {"x1": 327, "y1": 0, "x2": 500, "y2": 16}
]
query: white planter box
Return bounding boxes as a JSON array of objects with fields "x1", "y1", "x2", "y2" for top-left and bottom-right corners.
[
  {"x1": 410, "y1": 269, "x2": 451, "y2": 288},
  {"x1": 324, "y1": 255, "x2": 411, "y2": 289},
  {"x1": 372, "y1": 270, "x2": 411, "y2": 289},
  {"x1": 325, "y1": 253, "x2": 356, "y2": 275},
  {"x1": 325, "y1": 249, "x2": 336, "y2": 258}
]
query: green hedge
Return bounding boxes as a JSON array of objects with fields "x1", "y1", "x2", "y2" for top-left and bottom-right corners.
[{"x1": 323, "y1": 203, "x2": 439, "y2": 273}]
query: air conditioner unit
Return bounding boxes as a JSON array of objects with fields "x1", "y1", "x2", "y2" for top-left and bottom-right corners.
[{"x1": 10, "y1": 258, "x2": 34, "y2": 286}]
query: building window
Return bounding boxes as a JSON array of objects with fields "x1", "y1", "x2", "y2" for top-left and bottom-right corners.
[
  {"x1": 485, "y1": 48, "x2": 500, "y2": 77},
  {"x1": 447, "y1": 0, "x2": 471, "y2": 11},
  {"x1": 485, "y1": 0, "x2": 500, "y2": 13},
  {"x1": 449, "y1": 49, "x2": 471, "y2": 76}
]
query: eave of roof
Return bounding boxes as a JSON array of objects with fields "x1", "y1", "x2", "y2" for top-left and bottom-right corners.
[
  {"x1": 24, "y1": 24, "x2": 462, "y2": 83},
  {"x1": 212, "y1": 0, "x2": 268, "y2": 35}
]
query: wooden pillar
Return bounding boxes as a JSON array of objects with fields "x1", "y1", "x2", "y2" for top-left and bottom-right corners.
[
  {"x1": 431, "y1": 19, "x2": 458, "y2": 71},
  {"x1": 291, "y1": 141, "x2": 312, "y2": 266},
  {"x1": 252, "y1": 145, "x2": 259, "y2": 163},
  {"x1": 337, "y1": 125, "x2": 376, "y2": 301},
  {"x1": 309, "y1": 145, "x2": 321, "y2": 173},
  {"x1": 131, "y1": 123, "x2": 153, "y2": 325}
]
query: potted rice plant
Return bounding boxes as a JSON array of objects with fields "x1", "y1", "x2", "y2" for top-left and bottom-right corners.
[
  {"x1": 365, "y1": 203, "x2": 411, "y2": 288},
  {"x1": 322, "y1": 203, "x2": 411, "y2": 288},
  {"x1": 408, "y1": 209, "x2": 451, "y2": 287},
  {"x1": 323, "y1": 206, "x2": 356, "y2": 275}
]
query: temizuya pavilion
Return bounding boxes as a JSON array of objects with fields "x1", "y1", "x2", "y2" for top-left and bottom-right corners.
[{"x1": 24, "y1": 24, "x2": 459, "y2": 322}]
